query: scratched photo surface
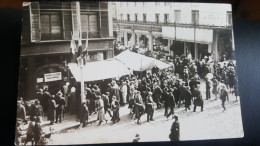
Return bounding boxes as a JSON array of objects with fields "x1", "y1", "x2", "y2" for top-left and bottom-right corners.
[{"x1": 15, "y1": 2, "x2": 243, "y2": 145}]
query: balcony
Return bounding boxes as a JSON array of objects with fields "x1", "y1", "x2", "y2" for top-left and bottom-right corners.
[{"x1": 113, "y1": 19, "x2": 233, "y2": 30}]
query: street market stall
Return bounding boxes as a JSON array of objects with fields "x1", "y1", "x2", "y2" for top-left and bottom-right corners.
[
  {"x1": 115, "y1": 50, "x2": 171, "y2": 71},
  {"x1": 68, "y1": 59, "x2": 131, "y2": 82}
]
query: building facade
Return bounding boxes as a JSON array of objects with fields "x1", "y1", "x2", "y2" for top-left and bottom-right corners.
[
  {"x1": 113, "y1": 2, "x2": 234, "y2": 61},
  {"x1": 20, "y1": 2, "x2": 114, "y2": 100}
]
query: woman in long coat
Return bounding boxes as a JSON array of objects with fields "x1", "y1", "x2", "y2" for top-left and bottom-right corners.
[
  {"x1": 212, "y1": 77, "x2": 219, "y2": 99},
  {"x1": 96, "y1": 96, "x2": 107, "y2": 125},
  {"x1": 169, "y1": 116, "x2": 180, "y2": 141},
  {"x1": 47, "y1": 95, "x2": 57, "y2": 124}
]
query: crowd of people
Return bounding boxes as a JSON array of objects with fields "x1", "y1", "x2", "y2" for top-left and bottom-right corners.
[{"x1": 16, "y1": 47, "x2": 239, "y2": 144}]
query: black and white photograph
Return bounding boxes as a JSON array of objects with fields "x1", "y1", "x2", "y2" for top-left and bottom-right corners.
[{"x1": 15, "y1": 1, "x2": 243, "y2": 145}]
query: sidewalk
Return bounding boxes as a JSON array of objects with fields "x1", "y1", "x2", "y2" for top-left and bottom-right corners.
[{"x1": 22, "y1": 112, "x2": 99, "y2": 135}]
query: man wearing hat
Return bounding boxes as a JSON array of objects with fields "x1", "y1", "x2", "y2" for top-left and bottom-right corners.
[
  {"x1": 220, "y1": 85, "x2": 229, "y2": 111},
  {"x1": 134, "y1": 91, "x2": 144, "y2": 124},
  {"x1": 30, "y1": 99, "x2": 43, "y2": 123},
  {"x1": 16, "y1": 100, "x2": 26, "y2": 123},
  {"x1": 47, "y1": 95, "x2": 57, "y2": 125},
  {"x1": 153, "y1": 82, "x2": 163, "y2": 110},
  {"x1": 133, "y1": 133, "x2": 140, "y2": 142},
  {"x1": 184, "y1": 86, "x2": 192, "y2": 111},
  {"x1": 80, "y1": 102, "x2": 89, "y2": 128},
  {"x1": 205, "y1": 77, "x2": 211, "y2": 100},
  {"x1": 111, "y1": 96, "x2": 120, "y2": 124},
  {"x1": 55, "y1": 93, "x2": 66, "y2": 123},
  {"x1": 169, "y1": 115, "x2": 180, "y2": 141},
  {"x1": 145, "y1": 92, "x2": 155, "y2": 122},
  {"x1": 166, "y1": 88, "x2": 176, "y2": 119},
  {"x1": 193, "y1": 85, "x2": 204, "y2": 112}
]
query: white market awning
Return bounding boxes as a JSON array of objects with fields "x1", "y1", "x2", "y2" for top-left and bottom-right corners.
[
  {"x1": 115, "y1": 50, "x2": 171, "y2": 71},
  {"x1": 68, "y1": 59, "x2": 131, "y2": 82}
]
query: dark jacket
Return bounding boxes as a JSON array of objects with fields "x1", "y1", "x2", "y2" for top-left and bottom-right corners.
[
  {"x1": 193, "y1": 88, "x2": 204, "y2": 106},
  {"x1": 169, "y1": 120, "x2": 180, "y2": 141}
]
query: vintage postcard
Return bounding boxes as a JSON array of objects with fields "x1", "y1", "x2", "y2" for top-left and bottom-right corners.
[{"x1": 15, "y1": 1, "x2": 243, "y2": 145}]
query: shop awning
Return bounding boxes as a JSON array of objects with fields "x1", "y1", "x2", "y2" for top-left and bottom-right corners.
[
  {"x1": 115, "y1": 50, "x2": 171, "y2": 71},
  {"x1": 68, "y1": 59, "x2": 131, "y2": 82}
]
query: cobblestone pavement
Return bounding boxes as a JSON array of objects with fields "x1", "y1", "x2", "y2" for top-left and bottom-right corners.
[{"x1": 47, "y1": 80, "x2": 243, "y2": 145}]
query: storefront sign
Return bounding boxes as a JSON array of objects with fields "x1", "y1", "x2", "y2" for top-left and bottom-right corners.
[
  {"x1": 36, "y1": 78, "x2": 43, "y2": 83},
  {"x1": 44, "y1": 72, "x2": 62, "y2": 82}
]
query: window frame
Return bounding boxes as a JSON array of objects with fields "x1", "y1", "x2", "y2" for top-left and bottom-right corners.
[
  {"x1": 155, "y1": 13, "x2": 160, "y2": 24},
  {"x1": 127, "y1": 14, "x2": 130, "y2": 21},
  {"x1": 191, "y1": 10, "x2": 199, "y2": 24},
  {"x1": 174, "y1": 10, "x2": 181, "y2": 24},
  {"x1": 164, "y1": 13, "x2": 169, "y2": 24},
  {"x1": 143, "y1": 13, "x2": 147, "y2": 22}
]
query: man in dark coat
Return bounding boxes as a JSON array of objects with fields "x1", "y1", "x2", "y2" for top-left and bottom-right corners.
[
  {"x1": 169, "y1": 115, "x2": 180, "y2": 141},
  {"x1": 80, "y1": 102, "x2": 89, "y2": 128},
  {"x1": 42, "y1": 89, "x2": 51, "y2": 114},
  {"x1": 220, "y1": 86, "x2": 228, "y2": 111},
  {"x1": 55, "y1": 93, "x2": 66, "y2": 123},
  {"x1": 17, "y1": 101, "x2": 26, "y2": 123},
  {"x1": 30, "y1": 99, "x2": 44, "y2": 123},
  {"x1": 47, "y1": 95, "x2": 57, "y2": 124},
  {"x1": 193, "y1": 85, "x2": 204, "y2": 112},
  {"x1": 153, "y1": 83, "x2": 163, "y2": 109},
  {"x1": 184, "y1": 86, "x2": 192, "y2": 111},
  {"x1": 146, "y1": 92, "x2": 155, "y2": 122},
  {"x1": 102, "y1": 93, "x2": 112, "y2": 117},
  {"x1": 162, "y1": 87, "x2": 169, "y2": 116},
  {"x1": 166, "y1": 89, "x2": 176, "y2": 119},
  {"x1": 111, "y1": 96, "x2": 120, "y2": 124}
]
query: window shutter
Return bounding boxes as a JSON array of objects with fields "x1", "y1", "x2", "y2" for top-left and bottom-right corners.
[
  {"x1": 62, "y1": 2, "x2": 72, "y2": 40},
  {"x1": 30, "y1": 2, "x2": 40, "y2": 42},
  {"x1": 100, "y1": 11, "x2": 109, "y2": 38},
  {"x1": 71, "y1": 2, "x2": 79, "y2": 40}
]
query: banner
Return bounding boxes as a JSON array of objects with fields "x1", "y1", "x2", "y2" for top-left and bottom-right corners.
[{"x1": 44, "y1": 72, "x2": 62, "y2": 82}]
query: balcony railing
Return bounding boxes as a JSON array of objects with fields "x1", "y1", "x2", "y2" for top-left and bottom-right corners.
[{"x1": 113, "y1": 19, "x2": 233, "y2": 30}]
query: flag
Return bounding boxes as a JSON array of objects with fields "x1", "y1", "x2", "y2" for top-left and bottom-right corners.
[{"x1": 70, "y1": 39, "x2": 76, "y2": 54}]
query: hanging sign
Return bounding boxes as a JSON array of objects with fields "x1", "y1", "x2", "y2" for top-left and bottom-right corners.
[{"x1": 44, "y1": 72, "x2": 62, "y2": 82}]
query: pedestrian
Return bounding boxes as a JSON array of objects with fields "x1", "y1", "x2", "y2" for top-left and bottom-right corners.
[
  {"x1": 111, "y1": 96, "x2": 120, "y2": 124},
  {"x1": 145, "y1": 92, "x2": 155, "y2": 122},
  {"x1": 96, "y1": 95, "x2": 107, "y2": 125},
  {"x1": 55, "y1": 93, "x2": 66, "y2": 123},
  {"x1": 205, "y1": 78, "x2": 211, "y2": 100},
  {"x1": 80, "y1": 102, "x2": 89, "y2": 128},
  {"x1": 212, "y1": 76, "x2": 218, "y2": 100},
  {"x1": 193, "y1": 85, "x2": 204, "y2": 112},
  {"x1": 220, "y1": 85, "x2": 228, "y2": 111},
  {"x1": 102, "y1": 93, "x2": 112, "y2": 117},
  {"x1": 30, "y1": 99, "x2": 44, "y2": 123},
  {"x1": 184, "y1": 86, "x2": 192, "y2": 111},
  {"x1": 166, "y1": 88, "x2": 176, "y2": 119},
  {"x1": 42, "y1": 88, "x2": 51, "y2": 114},
  {"x1": 68, "y1": 87, "x2": 77, "y2": 114},
  {"x1": 17, "y1": 100, "x2": 26, "y2": 123},
  {"x1": 169, "y1": 115, "x2": 180, "y2": 141},
  {"x1": 15, "y1": 121, "x2": 24, "y2": 145},
  {"x1": 162, "y1": 87, "x2": 169, "y2": 116},
  {"x1": 133, "y1": 133, "x2": 140, "y2": 142},
  {"x1": 47, "y1": 95, "x2": 57, "y2": 125},
  {"x1": 111, "y1": 80, "x2": 120, "y2": 104},
  {"x1": 134, "y1": 91, "x2": 145, "y2": 124},
  {"x1": 24, "y1": 116, "x2": 36, "y2": 146},
  {"x1": 33, "y1": 119, "x2": 43, "y2": 146},
  {"x1": 120, "y1": 81, "x2": 128, "y2": 106},
  {"x1": 153, "y1": 82, "x2": 163, "y2": 109}
]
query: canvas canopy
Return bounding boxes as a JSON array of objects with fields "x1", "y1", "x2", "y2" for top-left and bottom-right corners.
[
  {"x1": 115, "y1": 50, "x2": 171, "y2": 71},
  {"x1": 68, "y1": 59, "x2": 131, "y2": 82}
]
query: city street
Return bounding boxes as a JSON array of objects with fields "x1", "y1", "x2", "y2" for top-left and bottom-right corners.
[{"x1": 47, "y1": 81, "x2": 243, "y2": 144}]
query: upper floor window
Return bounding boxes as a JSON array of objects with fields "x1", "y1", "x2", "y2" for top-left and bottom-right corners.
[
  {"x1": 40, "y1": 11, "x2": 62, "y2": 40},
  {"x1": 191, "y1": 10, "x2": 199, "y2": 24},
  {"x1": 155, "y1": 2, "x2": 160, "y2": 6},
  {"x1": 165, "y1": 2, "x2": 170, "y2": 6},
  {"x1": 143, "y1": 13, "x2": 147, "y2": 22},
  {"x1": 120, "y1": 14, "x2": 123, "y2": 20},
  {"x1": 127, "y1": 14, "x2": 130, "y2": 21},
  {"x1": 134, "y1": 2, "x2": 137, "y2": 6},
  {"x1": 143, "y1": 2, "x2": 145, "y2": 6},
  {"x1": 135, "y1": 13, "x2": 138, "y2": 22},
  {"x1": 155, "y1": 14, "x2": 160, "y2": 24},
  {"x1": 81, "y1": 12, "x2": 99, "y2": 38},
  {"x1": 174, "y1": 10, "x2": 181, "y2": 23},
  {"x1": 227, "y1": 11, "x2": 232, "y2": 26},
  {"x1": 164, "y1": 14, "x2": 169, "y2": 23}
]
